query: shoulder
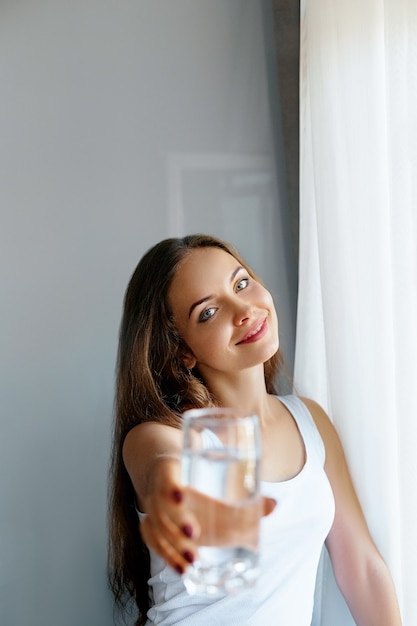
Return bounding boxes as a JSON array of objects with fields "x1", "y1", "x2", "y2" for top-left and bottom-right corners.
[
  {"x1": 299, "y1": 396, "x2": 332, "y2": 430},
  {"x1": 299, "y1": 397, "x2": 362, "y2": 516},
  {"x1": 123, "y1": 421, "x2": 184, "y2": 505},
  {"x1": 299, "y1": 397, "x2": 351, "y2": 482},
  {"x1": 300, "y1": 398, "x2": 342, "y2": 453},
  {"x1": 123, "y1": 420, "x2": 183, "y2": 465},
  {"x1": 299, "y1": 398, "x2": 366, "y2": 530}
]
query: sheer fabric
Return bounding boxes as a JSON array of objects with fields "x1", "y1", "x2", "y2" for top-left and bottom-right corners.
[{"x1": 296, "y1": 1, "x2": 417, "y2": 624}]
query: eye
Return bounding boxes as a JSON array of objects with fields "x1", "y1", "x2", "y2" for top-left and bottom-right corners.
[
  {"x1": 236, "y1": 277, "x2": 249, "y2": 291},
  {"x1": 198, "y1": 307, "x2": 216, "y2": 323}
]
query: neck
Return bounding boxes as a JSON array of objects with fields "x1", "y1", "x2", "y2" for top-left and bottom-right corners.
[{"x1": 203, "y1": 365, "x2": 274, "y2": 424}]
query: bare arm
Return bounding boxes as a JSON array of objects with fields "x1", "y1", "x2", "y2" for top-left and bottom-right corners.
[
  {"x1": 123, "y1": 421, "x2": 197, "y2": 574},
  {"x1": 303, "y1": 398, "x2": 402, "y2": 626}
]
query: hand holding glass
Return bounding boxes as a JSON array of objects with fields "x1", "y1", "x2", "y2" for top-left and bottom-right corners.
[{"x1": 181, "y1": 408, "x2": 261, "y2": 596}]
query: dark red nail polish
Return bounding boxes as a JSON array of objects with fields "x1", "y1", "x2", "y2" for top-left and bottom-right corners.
[
  {"x1": 172, "y1": 489, "x2": 183, "y2": 503},
  {"x1": 175, "y1": 564, "x2": 184, "y2": 575},
  {"x1": 181, "y1": 524, "x2": 193, "y2": 538},
  {"x1": 183, "y1": 550, "x2": 194, "y2": 564}
]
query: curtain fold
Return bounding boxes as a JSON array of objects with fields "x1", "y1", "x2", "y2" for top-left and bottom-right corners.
[{"x1": 297, "y1": 1, "x2": 417, "y2": 624}]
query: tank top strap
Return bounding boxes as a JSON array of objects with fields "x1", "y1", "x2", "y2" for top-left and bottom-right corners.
[{"x1": 278, "y1": 395, "x2": 326, "y2": 466}]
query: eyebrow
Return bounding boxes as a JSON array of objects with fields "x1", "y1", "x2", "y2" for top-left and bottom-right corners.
[{"x1": 188, "y1": 265, "x2": 244, "y2": 318}]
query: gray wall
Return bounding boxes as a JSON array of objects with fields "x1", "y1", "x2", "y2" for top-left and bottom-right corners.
[{"x1": 0, "y1": 2, "x2": 296, "y2": 624}]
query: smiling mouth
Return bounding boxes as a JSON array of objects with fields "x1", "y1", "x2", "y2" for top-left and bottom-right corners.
[{"x1": 237, "y1": 318, "x2": 267, "y2": 344}]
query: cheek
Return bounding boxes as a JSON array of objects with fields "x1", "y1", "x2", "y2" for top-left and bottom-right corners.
[
  {"x1": 188, "y1": 328, "x2": 229, "y2": 364},
  {"x1": 197, "y1": 328, "x2": 226, "y2": 353},
  {"x1": 258, "y1": 285, "x2": 276, "y2": 310},
  {"x1": 261, "y1": 289, "x2": 279, "y2": 330}
]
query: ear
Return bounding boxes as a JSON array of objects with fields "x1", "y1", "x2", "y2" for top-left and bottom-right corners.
[{"x1": 180, "y1": 347, "x2": 197, "y2": 370}]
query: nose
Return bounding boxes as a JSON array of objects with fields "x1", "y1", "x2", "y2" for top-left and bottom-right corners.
[{"x1": 232, "y1": 298, "x2": 252, "y2": 326}]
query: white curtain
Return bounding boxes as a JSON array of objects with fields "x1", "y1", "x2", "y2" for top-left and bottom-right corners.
[{"x1": 296, "y1": 1, "x2": 417, "y2": 625}]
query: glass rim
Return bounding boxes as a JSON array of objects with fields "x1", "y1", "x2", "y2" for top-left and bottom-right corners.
[{"x1": 182, "y1": 407, "x2": 258, "y2": 424}]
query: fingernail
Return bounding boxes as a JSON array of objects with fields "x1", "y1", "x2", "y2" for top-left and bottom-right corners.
[
  {"x1": 181, "y1": 524, "x2": 193, "y2": 538},
  {"x1": 183, "y1": 550, "x2": 194, "y2": 564},
  {"x1": 175, "y1": 564, "x2": 184, "y2": 575},
  {"x1": 172, "y1": 489, "x2": 183, "y2": 503}
]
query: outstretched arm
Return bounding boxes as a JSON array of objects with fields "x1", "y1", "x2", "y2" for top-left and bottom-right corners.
[
  {"x1": 303, "y1": 398, "x2": 402, "y2": 626},
  {"x1": 123, "y1": 421, "x2": 275, "y2": 575},
  {"x1": 123, "y1": 421, "x2": 197, "y2": 574}
]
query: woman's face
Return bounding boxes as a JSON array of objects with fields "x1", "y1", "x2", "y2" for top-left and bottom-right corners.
[{"x1": 168, "y1": 247, "x2": 279, "y2": 381}]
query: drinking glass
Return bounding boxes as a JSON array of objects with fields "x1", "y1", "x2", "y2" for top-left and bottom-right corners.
[{"x1": 181, "y1": 407, "x2": 262, "y2": 596}]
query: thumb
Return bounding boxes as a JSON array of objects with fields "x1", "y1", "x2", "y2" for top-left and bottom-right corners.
[{"x1": 261, "y1": 496, "x2": 277, "y2": 517}]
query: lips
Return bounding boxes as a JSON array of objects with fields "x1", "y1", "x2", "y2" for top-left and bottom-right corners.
[{"x1": 237, "y1": 318, "x2": 268, "y2": 344}]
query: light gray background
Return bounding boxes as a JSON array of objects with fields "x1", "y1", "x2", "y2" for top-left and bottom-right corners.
[{"x1": 0, "y1": 1, "x2": 297, "y2": 624}]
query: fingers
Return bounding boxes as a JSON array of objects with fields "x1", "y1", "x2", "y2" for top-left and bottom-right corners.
[
  {"x1": 140, "y1": 481, "x2": 277, "y2": 574},
  {"x1": 140, "y1": 513, "x2": 194, "y2": 574},
  {"x1": 140, "y1": 485, "x2": 200, "y2": 574}
]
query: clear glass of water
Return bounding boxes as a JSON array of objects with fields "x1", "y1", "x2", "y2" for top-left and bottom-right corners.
[{"x1": 181, "y1": 407, "x2": 262, "y2": 596}]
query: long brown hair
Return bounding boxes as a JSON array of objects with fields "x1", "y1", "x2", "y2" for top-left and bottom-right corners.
[{"x1": 108, "y1": 234, "x2": 282, "y2": 625}]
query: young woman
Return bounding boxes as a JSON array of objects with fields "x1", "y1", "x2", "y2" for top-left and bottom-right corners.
[{"x1": 108, "y1": 234, "x2": 401, "y2": 625}]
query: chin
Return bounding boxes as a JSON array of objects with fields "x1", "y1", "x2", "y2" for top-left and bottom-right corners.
[
  {"x1": 257, "y1": 341, "x2": 279, "y2": 366},
  {"x1": 267, "y1": 333, "x2": 279, "y2": 355}
]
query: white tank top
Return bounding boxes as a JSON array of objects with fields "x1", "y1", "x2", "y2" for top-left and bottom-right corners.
[{"x1": 142, "y1": 395, "x2": 335, "y2": 625}]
